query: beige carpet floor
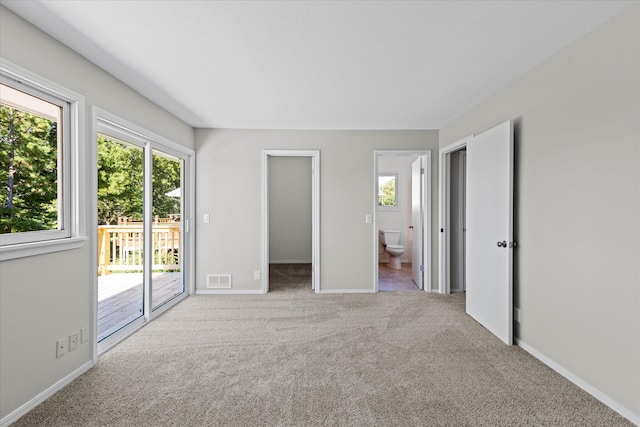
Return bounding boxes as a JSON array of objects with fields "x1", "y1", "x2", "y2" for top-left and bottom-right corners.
[{"x1": 13, "y1": 266, "x2": 632, "y2": 426}]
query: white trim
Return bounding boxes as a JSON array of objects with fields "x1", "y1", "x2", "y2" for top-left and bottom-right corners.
[
  {"x1": 0, "y1": 360, "x2": 93, "y2": 427},
  {"x1": 186, "y1": 151, "x2": 196, "y2": 297},
  {"x1": 423, "y1": 152, "x2": 432, "y2": 292},
  {"x1": 457, "y1": 151, "x2": 466, "y2": 292},
  {"x1": 262, "y1": 150, "x2": 321, "y2": 294},
  {"x1": 97, "y1": 316, "x2": 146, "y2": 355},
  {"x1": 93, "y1": 109, "x2": 194, "y2": 158},
  {"x1": 0, "y1": 59, "x2": 86, "y2": 256},
  {"x1": 196, "y1": 289, "x2": 265, "y2": 295},
  {"x1": 319, "y1": 289, "x2": 376, "y2": 294},
  {"x1": 515, "y1": 338, "x2": 639, "y2": 425},
  {"x1": 92, "y1": 107, "x2": 195, "y2": 358},
  {"x1": 438, "y1": 136, "x2": 473, "y2": 294},
  {"x1": 89, "y1": 108, "x2": 99, "y2": 363},
  {"x1": 374, "y1": 150, "x2": 431, "y2": 293},
  {"x1": 0, "y1": 236, "x2": 87, "y2": 261}
]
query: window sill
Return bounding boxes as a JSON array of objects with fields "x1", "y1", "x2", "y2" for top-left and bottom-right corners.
[{"x1": 0, "y1": 236, "x2": 88, "y2": 261}]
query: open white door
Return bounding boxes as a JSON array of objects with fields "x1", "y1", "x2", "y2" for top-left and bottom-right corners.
[
  {"x1": 466, "y1": 121, "x2": 514, "y2": 345},
  {"x1": 411, "y1": 158, "x2": 423, "y2": 289}
]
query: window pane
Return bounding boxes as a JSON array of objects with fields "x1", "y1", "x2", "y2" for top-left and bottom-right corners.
[
  {"x1": 1, "y1": 84, "x2": 61, "y2": 234},
  {"x1": 97, "y1": 134, "x2": 144, "y2": 342},
  {"x1": 151, "y1": 149, "x2": 183, "y2": 310},
  {"x1": 378, "y1": 175, "x2": 397, "y2": 207}
]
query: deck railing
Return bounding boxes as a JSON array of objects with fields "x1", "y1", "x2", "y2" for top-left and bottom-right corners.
[{"x1": 97, "y1": 222, "x2": 181, "y2": 276}]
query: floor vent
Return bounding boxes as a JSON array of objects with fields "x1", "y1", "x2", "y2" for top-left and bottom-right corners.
[{"x1": 206, "y1": 274, "x2": 232, "y2": 289}]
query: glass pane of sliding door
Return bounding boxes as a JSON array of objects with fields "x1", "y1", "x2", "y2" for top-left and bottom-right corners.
[
  {"x1": 151, "y1": 149, "x2": 184, "y2": 310},
  {"x1": 97, "y1": 134, "x2": 145, "y2": 342}
]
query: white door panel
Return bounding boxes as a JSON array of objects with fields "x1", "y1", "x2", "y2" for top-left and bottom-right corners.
[
  {"x1": 411, "y1": 158, "x2": 423, "y2": 289},
  {"x1": 466, "y1": 121, "x2": 513, "y2": 345}
]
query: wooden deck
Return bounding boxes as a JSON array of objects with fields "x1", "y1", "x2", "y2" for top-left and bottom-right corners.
[{"x1": 98, "y1": 272, "x2": 183, "y2": 341}]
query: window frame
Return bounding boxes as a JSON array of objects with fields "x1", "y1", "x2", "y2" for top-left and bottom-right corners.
[
  {"x1": 378, "y1": 172, "x2": 399, "y2": 210},
  {"x1": 0, "y1": 59, "x2": 86, "y2": 260}
]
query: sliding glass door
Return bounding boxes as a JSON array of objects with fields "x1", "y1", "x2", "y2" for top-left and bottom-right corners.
[
  {"x1": 96, "y1": 117, "x2": 190, "y2": 352},
  {"x1": 151, "y1": 149, "x2": 184, "y2": 310},
  {"x1": 97, "y1": 135, "x2": 145, "y2": 342}
]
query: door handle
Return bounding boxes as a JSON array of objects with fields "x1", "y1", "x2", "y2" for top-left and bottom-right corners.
[
  {"x1": 497, "y1": 241, "x2": 517, "y2": 248},
  {"x1": 409, "y1": 226, "x2": 414, "y2": 229},
  {"x1": 497, "y1": 241, "x2": 507, "y2": 248}
]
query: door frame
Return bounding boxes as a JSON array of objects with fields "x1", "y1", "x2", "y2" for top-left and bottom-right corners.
[
  {"x1": 438, "y1": 135, "x2": 473, "y2": 294},
  {"x1": 261, "y1": 150, "x2": 320, "y2": 293},
  {"x1": 91, "y1": 107, "x2": 195, "y2": 358},
  {"x1": 456, "y1": 151, "x2": 467, "y2": 292},
  {"x1": 374, "y1": 150, "x2": 431, "y2": 293}
]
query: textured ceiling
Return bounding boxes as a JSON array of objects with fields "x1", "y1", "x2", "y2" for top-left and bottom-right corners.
[{"x1": 1, "y1": 0, "x2": 632, "y2": 129}]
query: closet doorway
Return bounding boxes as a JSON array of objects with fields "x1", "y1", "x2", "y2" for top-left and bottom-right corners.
[{"x1": 261, "y1": 150, "x2": 320, "y2": 293}]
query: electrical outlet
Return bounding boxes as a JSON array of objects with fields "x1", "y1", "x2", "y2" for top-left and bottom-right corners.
[
  {"x1": 203, "y1": 213, "x2": 210, "y2": 223},
  {"x1": 69, "y1": 332, "x2": 78, "y2": 351},
  {"x1": 56, "y1": 338, "x2": 67, "y2": 358},
  {"x1": 254, "y1": 270, "x2": 260, "y2": 280},
  {"x1": 81, "y1": 327, "x2": 89, "y2": 344},
  {"x1": 365, "y1": 214, "x2": 372, "y2": 224}
]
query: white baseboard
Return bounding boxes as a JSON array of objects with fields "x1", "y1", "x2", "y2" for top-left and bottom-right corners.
[
  {"x1": 319, "y1": 288, "x2": 375, "y2": 294},
  {"x1": 515, "y1": 338, "x2": 639, "y2": 426},
  {"x1": 196, "y1": 289, "x2": 264, "y2": 295},
  {"x1": 1, "y1": 360, "x2": 94, "y2": 427}
]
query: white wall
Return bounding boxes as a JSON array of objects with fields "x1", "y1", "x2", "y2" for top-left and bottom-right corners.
[
  {"x1": 0, "y1": 7, "x2": 194, "y2": 422},
  {"x1": 377, "y1": 155, "x2": 418, "y2": 263},
  {"x1": 269, "y1": 156, "x2": 312, "y2": 263},
  {"x1": 439, "y1": 3, "x2": 639, "y2": 418},
  {"x1": 195, "y1": 129, "x2": 439, "y2": 292}
]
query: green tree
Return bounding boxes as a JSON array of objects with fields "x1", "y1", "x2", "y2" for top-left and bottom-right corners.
[
  {"x1": 0, "y1": 105, "x2": 58, "y2": 234},
  {"x1": 378, "y1": 178, "x2": 396, "y2": 207},
  {"x1": 97, "y1": 136, "x2": 143, "y2": 224},
  {"x1": 97, "y1": 137, "x2": 181, "y2": 224},
  {"x1": 152, "y1": 154, "x2": 181, "y2": 218}
]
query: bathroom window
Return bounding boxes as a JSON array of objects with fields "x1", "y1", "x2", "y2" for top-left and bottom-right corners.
[{"x1": 378, "y1": 173, "x2": 397, "y2": 208}]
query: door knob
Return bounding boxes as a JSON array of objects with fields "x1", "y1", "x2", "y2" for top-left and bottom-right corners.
[
  {"x1": 409, "y1": 226, "x2": 414, "y2": 229},
  {"x1": 497, "y1": 241, "x2": 507, "y2": 248}
]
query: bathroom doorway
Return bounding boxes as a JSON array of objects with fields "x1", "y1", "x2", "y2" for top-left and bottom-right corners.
[
  {"x1": 374, "y1": 150, "x2": 431, "y2": 292},
  {"x1": 261, "y1": 150, "x2": 320, "y2": 293}
]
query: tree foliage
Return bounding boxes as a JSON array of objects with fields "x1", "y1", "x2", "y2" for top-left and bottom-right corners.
[
  {"x1": 378, "y1": 177, "x2": 396, "y2": 207},
  {"x1": 0, "y1": 104, "x2": 58, "y2": 234},
  {"x1": 1, "y1": 105, "x2": 182, "y2": 233},
  {"x1": 97, "y1": 136, "x2": 181, "y2": 225},
  {"x1": 152, "y1": 151, "x2": 181, "y2": 220},
  {"x1": 97, "y1": 136, "x2": 143, "y2": 224}
]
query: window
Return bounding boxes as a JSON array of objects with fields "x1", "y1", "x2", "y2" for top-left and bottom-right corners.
[
  {"x1": 0, "y1": 60, "x2": 85, "y2": 259},
  {"x1": 378, "y1": 173, "x2": 397, "y2": 208}
]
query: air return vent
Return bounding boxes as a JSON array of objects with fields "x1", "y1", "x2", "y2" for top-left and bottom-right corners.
[{"x1": 206, "y1": 274, "x2": 232, "y2": 289}]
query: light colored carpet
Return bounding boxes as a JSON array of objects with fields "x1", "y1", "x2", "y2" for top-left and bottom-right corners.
[{"x1": 13, "y1": 266, "x2": 632, "y2": 426}]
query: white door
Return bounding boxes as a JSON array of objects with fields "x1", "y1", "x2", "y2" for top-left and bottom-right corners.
[
  {"x1": 465, "y1": 121, "x2": 514, "y2": 345},
  {"x1": 411, "y1": 158, "x2": 423, "y2": 289}
]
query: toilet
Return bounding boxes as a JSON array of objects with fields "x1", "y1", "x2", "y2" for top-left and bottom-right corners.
[{"x1": 379, "y1": 230, "x2": 405, "y2": 270}]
